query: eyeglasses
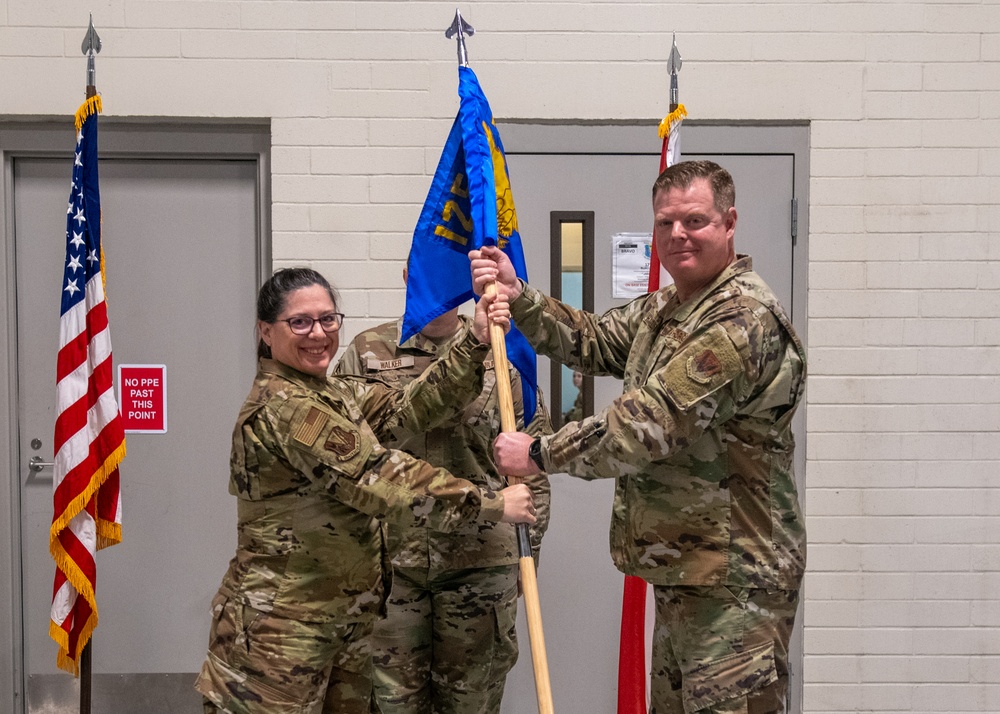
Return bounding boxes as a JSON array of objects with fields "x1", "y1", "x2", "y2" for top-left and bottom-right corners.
[{"x1": 277, "y1": 313, "x2": 344, "y2": 335}]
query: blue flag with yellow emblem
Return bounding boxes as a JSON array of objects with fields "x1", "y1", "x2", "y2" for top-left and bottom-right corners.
[{"x1": 402, "y1": 66, "x2": 537, "y2": 421}]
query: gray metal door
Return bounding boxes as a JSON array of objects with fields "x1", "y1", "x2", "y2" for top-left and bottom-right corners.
[
  {"x1": 13, "y1": 155, "x2": 260, "y2": 712},
  {"x1": 497, "y1": 123, "x2": 806, "y2": 714}
]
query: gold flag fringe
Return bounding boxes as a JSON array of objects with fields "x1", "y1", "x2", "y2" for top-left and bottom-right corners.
[
  {"x1": 658, "y1": 104, "x2": 687, "y2": 139},
  {"x1": 51, "y1": 613, "x2": 97, "y2": 676},
  {"x1": 74, "y1": 95, "x2": 102, "y2": 131},
  {"x1": 49, "y1": 440, "x2": 125, "y2": 675}
]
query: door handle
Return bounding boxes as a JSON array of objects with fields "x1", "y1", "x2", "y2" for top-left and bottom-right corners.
[{"x1": 29, "y1": 456, "x2": 54, "y2": 473}]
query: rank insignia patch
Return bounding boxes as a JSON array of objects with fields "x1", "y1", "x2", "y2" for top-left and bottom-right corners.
[{"x1": 324, "y1": 425, "x2": 360, "y2": 460}]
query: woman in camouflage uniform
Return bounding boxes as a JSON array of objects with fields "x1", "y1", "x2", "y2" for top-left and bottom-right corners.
[{"x1": 195, "y1": 268, "x2": 536, "y2": 714}]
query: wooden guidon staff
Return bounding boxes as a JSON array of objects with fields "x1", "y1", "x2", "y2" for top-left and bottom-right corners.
[
  {"x1": 446, "y1": 11, "x2": 553, "y2": 711},
  {"x1": 484, "y1": 281, "x2": 554, "y2": 714}
]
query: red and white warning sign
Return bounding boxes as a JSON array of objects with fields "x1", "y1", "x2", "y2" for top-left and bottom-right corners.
[{"x1": 118, "y1": 364, "x2": 167, "y2": 434}]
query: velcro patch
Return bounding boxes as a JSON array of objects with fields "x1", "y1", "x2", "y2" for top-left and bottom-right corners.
[
  {"x1": 292, "y1": 406, "x2": 327, "y2": 446},
  {"x1": 324, "y1": 425, "x2": 360, "y2": 461},
  {"x1": 662, "y1": 324, "x2": 743, "y2": 410},
  {"x1": 366, "y1": 356, "x2": 415, "y2": 371}
]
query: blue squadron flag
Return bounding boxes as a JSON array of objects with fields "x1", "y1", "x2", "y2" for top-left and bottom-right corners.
[{"x1": 402, "y1": 65, "x2": 537, "y2": 421}]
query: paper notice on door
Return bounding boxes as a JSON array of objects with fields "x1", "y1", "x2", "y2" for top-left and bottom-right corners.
[{"x1": 612, "y1": 233, "x2": 654, "y2": 298}]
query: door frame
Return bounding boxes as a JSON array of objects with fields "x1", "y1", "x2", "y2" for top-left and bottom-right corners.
[
  {"x1": 548, "y1": 210, "x2": 595, "y2": 427},
  {"x1": 0, "y1": 119, "x2": 271, "y2": 713}
]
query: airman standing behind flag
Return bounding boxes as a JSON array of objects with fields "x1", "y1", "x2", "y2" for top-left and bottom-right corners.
[
  {"x1": 473, "y1": 160, "x2": 807, "y2": 714},
  {"x1": 335, "y1": 274, "x2": 552, "y2": 712}
]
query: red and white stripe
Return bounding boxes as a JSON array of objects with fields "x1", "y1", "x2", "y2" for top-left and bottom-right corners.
[{"x1": 50, "y1": 257, "x2": 124, "y2": 674}]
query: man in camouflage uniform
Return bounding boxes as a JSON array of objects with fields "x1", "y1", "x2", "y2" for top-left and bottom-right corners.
[
  {"x1": 196, "y1": 269, "x2": 536, "y2": 714},
  {"x1": 335, "y1": 298, "x2": 552, "y2": 714},
  {"x1": 473, "y1": 160, "x2": 807, "y2": 714}
]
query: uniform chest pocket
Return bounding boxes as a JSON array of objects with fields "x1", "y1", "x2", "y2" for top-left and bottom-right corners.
[{"x1": 632, "y1": 324, "x2": 688, "y2": 387}]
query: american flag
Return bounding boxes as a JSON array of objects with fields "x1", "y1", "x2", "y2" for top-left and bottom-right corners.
[{"x1": 50, "y1": 94, "x2": 125, "y2": 675}]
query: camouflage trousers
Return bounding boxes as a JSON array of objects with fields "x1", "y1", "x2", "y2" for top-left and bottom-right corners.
[
  {"x1": 195, "y1": 591, "x2": 378, "y2": 713},
  {"x1": 650, "y1": 586, "x2": 799, "y2": 714},
  {"x1": 371, "y1": 564, "x2": 519, "y2": 714}
]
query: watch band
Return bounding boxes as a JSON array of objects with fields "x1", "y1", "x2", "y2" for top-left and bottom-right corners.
[{"x1": 528, "y1": 437, "x2": 545, "y2": 471}]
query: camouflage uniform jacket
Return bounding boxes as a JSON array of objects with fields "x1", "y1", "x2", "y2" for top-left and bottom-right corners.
[
  {"x1": 517, "y1": 256, "x2": 807, "y2": 590},
  {"x1": 218, "y1": 327, "x2": 505, "y2": 627},
  {"x1": 335, "y1": 315, "x2": 552, "y2": 571}
]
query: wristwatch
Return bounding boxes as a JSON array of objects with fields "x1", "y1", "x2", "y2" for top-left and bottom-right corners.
[{"x1": 527, "y1": 437, "x2": 545, "y2": 471}]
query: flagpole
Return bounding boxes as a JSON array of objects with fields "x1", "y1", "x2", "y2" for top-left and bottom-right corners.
[
  {"x1": 446, "y1": 11, "x2": 555, "y2": 713},
  {"x1": 79, "y1": 16, "x2": 102, "y2": 713},
  {"x1": 485, "y1": 283, "x2": 554, "y2": 714}
]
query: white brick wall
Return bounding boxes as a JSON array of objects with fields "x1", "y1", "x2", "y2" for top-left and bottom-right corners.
[{"x1": 2, "y1": 1, "x2": 997, "y2": 711}]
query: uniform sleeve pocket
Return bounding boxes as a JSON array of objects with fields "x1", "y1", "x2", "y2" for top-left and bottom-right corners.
[{"x1": 682, "y1": 640, "x2": 778, "y2": 712}]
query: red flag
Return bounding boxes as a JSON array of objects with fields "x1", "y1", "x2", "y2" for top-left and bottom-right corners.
[
  {"x1": 617, "y1": 575, "x2": 649, "y2": 713},
  {"x1": 50, "y1": 94, "x2": 125, "y2": 675},
  {"x1": 618, "y1": 102, "x2": 687, "y2": 714}
]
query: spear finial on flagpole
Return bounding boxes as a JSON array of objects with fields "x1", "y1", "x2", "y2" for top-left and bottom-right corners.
[
  {"x1": 81, "y1": 14, "x2": 102, "y2": 98},
  {"x1": 668, "y1": 32, "x2": 682, "y2": 112},
  {"x1": 445, "y1": 8, "x2": 475, "y2": 67}
]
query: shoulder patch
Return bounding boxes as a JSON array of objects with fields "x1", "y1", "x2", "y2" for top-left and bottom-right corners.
[
  {"x1": 292, "y1": 406, "x2": 327, "y2": 446},
  {"x1": 324, "y1": 424, "x2": 361, "y2": 460},
  {"x1": 662, "y1": 324, "x2": 744, "y2": 410},
  {"x1": 688, "y1": 349, "x2": 724, "y2": 384}
]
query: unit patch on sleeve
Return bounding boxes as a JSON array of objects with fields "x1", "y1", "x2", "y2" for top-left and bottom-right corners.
[
  {"x1": 292, "y1": 406, "x2": 328, "y2": 446},
  {"x1": 662, "y1": 324, "x2": 744, "y2": 410},
  {"x1": 688, "y1": 349, "x2": 724, "y2": 384},
  {"x1": 324, "y1": 424, "x2": 361, "y2": 460}
]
